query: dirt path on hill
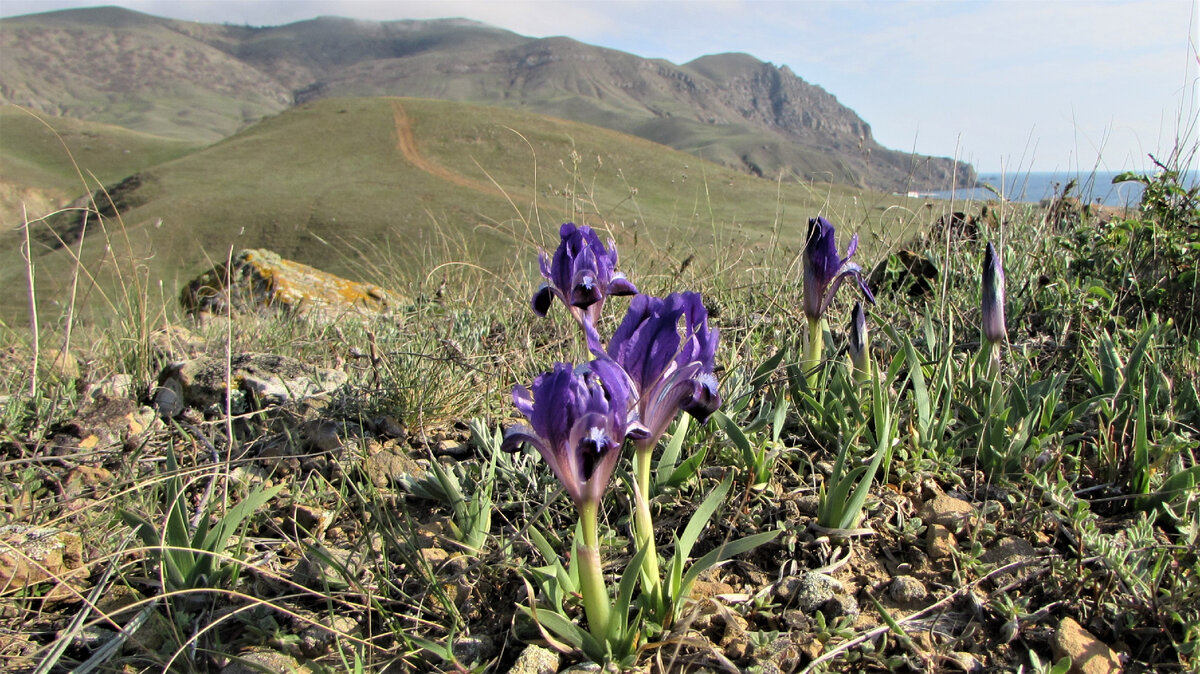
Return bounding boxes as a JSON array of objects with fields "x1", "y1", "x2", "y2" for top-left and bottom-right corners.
[{"x1": 391, "y1": 99, "x2": 502, "y2": 196}]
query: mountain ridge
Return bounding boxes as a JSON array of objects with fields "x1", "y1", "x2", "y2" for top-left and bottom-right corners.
[{"x1": 0, "y1": 6, "x2": 974, "y2": 191}]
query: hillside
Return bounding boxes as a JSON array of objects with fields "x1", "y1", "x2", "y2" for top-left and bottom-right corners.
[
  {"x1": 0, "y1": 7, "x2": 290, "y2": 143},
  {"x1": 0, "y1": 96, "x2": 923, "y2": 325},
  {"x1": 0, "y1": 6, "x2": 973, "y2": 192},
  {"x1": 0, "y1": 106, "x2": 202, "y2": 189}
]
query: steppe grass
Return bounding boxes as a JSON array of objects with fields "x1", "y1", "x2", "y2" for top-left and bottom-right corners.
[
  {"x1": 1, "y1": 97, "x2": 924, "y2": 327},
  {"x1": 0, "y1": 113, "x2": 1197, "y2": 672},
  {"x1": 0, "y1": 107, "x2": 204, "y2": 191}
]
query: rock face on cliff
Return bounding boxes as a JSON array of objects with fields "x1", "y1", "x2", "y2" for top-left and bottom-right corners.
[
  {"x1": 679, "y1": 55, "x2": 969, "y2": 191},
  {"x1": 2, "y1": 8, "x2": 972, "y2": 192}
]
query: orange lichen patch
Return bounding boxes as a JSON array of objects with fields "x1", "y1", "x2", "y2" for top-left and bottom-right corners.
[{"x1": 181, "y1": 249, "x2": 402, "y2": 320}]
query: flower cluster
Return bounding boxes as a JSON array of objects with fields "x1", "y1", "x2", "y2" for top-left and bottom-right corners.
[
  {"x1": 502, "y1": 218, "x2": 1005, "y2": 659},
  {"x1": 507, "y1": 223, "x2": 719, "y2": 510},
  {"x1": 503, "y1": 222, "x2": 721, "y2": 646}
]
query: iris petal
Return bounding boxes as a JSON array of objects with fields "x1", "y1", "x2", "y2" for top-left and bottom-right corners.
[
  {"x1": 803, "y1": 217, "x2": 874, "y2": 320},
  {"x1": 681, "y1": 373, "x2": 721, "y2": 423},
  {"x1": 571, "y1": 270, "x2": 602, "y2": 308},
  {"x1": 608, "y1": 272, "x2": 638, "y2": 296},
  {"x1": 531, "y1": 284, "x2": 554, "y2": 316},
  {"x1": 607, "y1": 292, "x2": 720, "y2": 445},
  {"x1": 504, "y1": 359, "x2": 641, "y2": 508}
]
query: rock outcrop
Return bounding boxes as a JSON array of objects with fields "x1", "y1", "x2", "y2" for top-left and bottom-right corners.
[{"x1": 180, "y1": 249, "x2": 399, "y2": 320}]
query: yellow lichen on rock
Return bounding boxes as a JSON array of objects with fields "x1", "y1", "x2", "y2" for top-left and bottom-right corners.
[{"x1": 180, "y1": 249, "x2": 400, "y2": 321}]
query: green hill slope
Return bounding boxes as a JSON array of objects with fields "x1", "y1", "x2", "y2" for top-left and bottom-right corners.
[
  {"x1": 0, "y1": 106, "x2": 203, "y2": 189},
  {"x1": 1, "y1": 7, "x2": 972, "y2": 193},
  {"x1": 0, "y1": 105, "x2": 205, "y2": 238},
  {"x1": 1, "y1": 97, "x2": 922, "y2": 326}
]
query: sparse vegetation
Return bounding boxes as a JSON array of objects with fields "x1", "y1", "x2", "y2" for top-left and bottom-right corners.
[
  {"x1": 1, "y1": 97, "x2": 927, "y2": 327},
  {"x1": 0, "y1": 93, "x2": 1196, "y2": 674}
]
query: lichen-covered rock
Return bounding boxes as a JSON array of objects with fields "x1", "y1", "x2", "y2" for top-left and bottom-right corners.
[
  {"x1": 222, "y1": 649, "x2": 312, "y2": 674},
  {"x1": 295, "y1": 612, "x2": 360, "y2": 658},
  {"x1": 889, "y1": 574, "x2": 928, "y2": 603},
  {"x1": 920, "y1": 493, "x2": 978, "y2": 531},
  {"x1": 981, "y1": 536, "x2": 1039, "y2": 586},
  {"x1": 180, "y1": 248, "x2": 400, "y2": 320},
  {"x1": 509, "y1": 644, "x2": 560, "y2": 674},
  {"x1": 0, "y1": 524, "x2": 84, "y2": 592},
  {"x1": 362, "y1": 440, "x2": 423, "y2": 487},
  {"x1": 47, "y1": 394, "x2": 158, "y2": 456},
  {"x1": 776, "y1": 572, "x2": 842, "y2": 613},
  {"x1": 153, "y1": 353, "x2": 347, "y2": 418}
]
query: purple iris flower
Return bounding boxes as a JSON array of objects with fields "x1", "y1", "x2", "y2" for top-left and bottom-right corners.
[
  {"x1": 532, "y1": 222, "x2": 637, "y2": 328},
  {"x1": 981, "y1": 241, "x2": 1006, "y2": 345},
  {"x1": 502, "y1": 360, "x2": 649, "y2": 508},
  {"x1": 803, "y1": 216, "x2": 875, "y2": 321},
  {"x1": 600, "y1": 292, "x2": 721, "y2": 443}
]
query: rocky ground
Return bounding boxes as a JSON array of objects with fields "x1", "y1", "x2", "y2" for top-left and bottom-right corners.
[{"x1": 0, "y1": 248, "x2": 1176, "y2": 673}]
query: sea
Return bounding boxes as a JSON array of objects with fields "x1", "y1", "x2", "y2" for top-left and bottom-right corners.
[{"x1": 923, "y1": 169, "x2": 1198, "y2": 208}]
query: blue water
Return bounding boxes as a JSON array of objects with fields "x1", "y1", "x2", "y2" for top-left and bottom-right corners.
[{"x1": 926, "y1": 170, "x2": 1198, "y2": 207}]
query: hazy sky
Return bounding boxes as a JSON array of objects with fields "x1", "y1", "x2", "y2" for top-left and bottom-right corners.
[{"x1": 3, "y1": 0, "x2": 1197, "y2": 173}]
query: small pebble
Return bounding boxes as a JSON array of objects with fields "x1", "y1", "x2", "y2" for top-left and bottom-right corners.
[{"x1": 889, "y1": 575, "x2": 928, "y2": 603}]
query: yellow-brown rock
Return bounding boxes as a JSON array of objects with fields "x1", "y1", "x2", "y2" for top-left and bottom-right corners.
[
  {"x1": 0, "y1": 524, "x2": 84, "y2": 594},
  {"x1": 1052, "y1": 616, "x2": 1123, "y2": 674},
  {"x1": 180, "y1": 249, "x2": 399, "y2": 320}
]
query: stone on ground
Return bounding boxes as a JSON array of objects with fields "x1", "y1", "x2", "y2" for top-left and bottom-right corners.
[{"x1": 180, "y1": 248, "x2": 400, "y2": 320}]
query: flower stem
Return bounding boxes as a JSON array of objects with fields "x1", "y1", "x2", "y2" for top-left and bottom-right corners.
[
  {"x1": 632, "y1": 439, "x2": 663, "y2": 613},
  {"x1": 978, "y1": 339, "x2": 1001, "y2": 380},
  {"x1": 803, "y1": 316, "x2": 826, "y2": 386},
  {"x1": 577, "y1": 501, "x2": 612, "y2": 642}
]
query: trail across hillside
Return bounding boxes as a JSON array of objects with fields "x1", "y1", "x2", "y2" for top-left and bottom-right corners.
[{"x1": 390, "y1": 99, "x2": 502, "y2": 196}]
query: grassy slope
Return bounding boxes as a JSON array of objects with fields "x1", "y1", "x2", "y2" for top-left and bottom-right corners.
[
  {"x1": 316, "y1": 42, "x2": 871, "y2": 188},
  {"x1": 0, "y1": 106, "x2": 203, "y2": 190},
  {"x1": 0, "y1": 96, "x2": 939, "y2": 327}
]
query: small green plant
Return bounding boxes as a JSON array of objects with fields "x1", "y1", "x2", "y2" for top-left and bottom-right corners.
[
  {"x1": 660, "y1": 476, "x2": 779, "y2": 624},
  {"x1": 817, "y1": 365, "x2": 895, "y2": 532},
  {"x1": 400, "y1": 418, "x2": 497, "y2": 553},
  {"x1": 122, "y1": 444, "x2": 284, "y2": 597},
  {"x1": 713, "y1": 391, "x2": 787, "y2": 491},
  {"x1": 1027, "y1": 650, "x2": 1073, "y2": 674},
  {"x1": 652, "y1": 415, "x2": 707, "y2": 493}
]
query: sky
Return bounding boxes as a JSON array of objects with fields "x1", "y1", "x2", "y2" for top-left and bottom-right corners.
[{"x1": 3, "y1": 0, "x2": 1197, "y2": 173}]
